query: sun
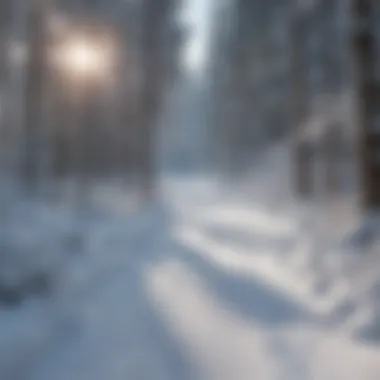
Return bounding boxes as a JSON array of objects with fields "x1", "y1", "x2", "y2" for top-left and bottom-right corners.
[
  {"x1": 65, "y1": 39, "x2": 103, "y2": 77},
  {"x1": 51, "y1": 31, "x2": 117, "y2": 85}
]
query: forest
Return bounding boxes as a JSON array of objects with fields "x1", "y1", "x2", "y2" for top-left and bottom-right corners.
[{"x1": 1, "y1": 1, "x2": 380, "y2": 380}]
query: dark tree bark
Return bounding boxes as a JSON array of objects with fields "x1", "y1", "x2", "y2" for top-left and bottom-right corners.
[
  {"x1": 22, "y1": 0, "x2": 49, "y2": 191},
  {"x1": 218, "y1": 0, "x2": 255, "y2": 178},
  {"x1": 136, "y1": 0, "x2": 173, "y2": 198},
  {"x1": 318, "y1": 0, "x2": 342, "y2": 195},
  {"x1": 0, "y1": 0, "x2": 12, "y2": 86},
  {"x1": 290, "y1": 2, "x2": 313, "y2": 198},
  {"x1": 351, "y1": 0, "x2": 380, "y2": 210}
]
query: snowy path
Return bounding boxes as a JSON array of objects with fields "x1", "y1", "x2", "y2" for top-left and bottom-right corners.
[{"x1": 2, "y1": 178, "x2": 380, "y2": 380}]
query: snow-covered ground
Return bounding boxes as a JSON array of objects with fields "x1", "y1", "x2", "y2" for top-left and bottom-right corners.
[{"x1": 1, "y1": 164, "x2": 380, "y2": 380}]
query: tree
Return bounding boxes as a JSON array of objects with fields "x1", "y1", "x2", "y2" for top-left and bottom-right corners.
[
  {"x1": 316, "y1": 0, "x2": 343, "y2": 197},
  {"x1": 290, "y1": 1, "x2": 313, "y2": 197},
  {"x1": 207, "y1": 0, "x2": 236, "y2": 175},
  {"x1": 213, "y1": 0, "x2": 258, "y2": 178},
  {"x1": 22, "y1": 0, "x2": 49, "y2": 191},
  {"x1": 0, "y1": 0, "x2": 12, "y2": 86},
  {"x1": 351, "y1": 0, "x2": 380, "y2": 210},
  {"x1": 136, "y1": 0, "x2": 176, "y2": 198}
]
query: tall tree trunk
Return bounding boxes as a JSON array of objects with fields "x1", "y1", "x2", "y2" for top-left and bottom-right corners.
[
  {"x1": 221, "y1": 0, "x2": 252, "y2": 178},
  {"x1": 207, "y1": 1, "x2": 237, "y2": 178},
  {"x1": 137, "y1": 0, "x2": 170, "y2": 198},
  {"x1": 22, "y1": 0, "x2": 49, "y2": 192},
  {"x1": 318, "y1": 0, "x2": 341, "y2": 196},
  {"x1": 0, "y1": 0, "x2": 13, "y2": 172},
  {"x1": 290, "y1": 2, "x2": 313, "y2": 198},
  {"x1": 351, "y1": 0, "x2": 380, "y2": 210},
  {"x1": 0, "y1": 0, "x2": 12, "y2": 86}
]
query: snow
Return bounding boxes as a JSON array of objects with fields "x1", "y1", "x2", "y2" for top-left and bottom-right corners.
[
  {"x1": 147, "y1": 259, "x2": 380, "y2": 380},
  {"x1": 1, "y1": 165, "x2": 380, "y2": 380}
]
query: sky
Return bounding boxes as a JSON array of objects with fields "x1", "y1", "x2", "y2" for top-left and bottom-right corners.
[{"x1": 180, "y1": 0, "x2": 212, "y2": 74}]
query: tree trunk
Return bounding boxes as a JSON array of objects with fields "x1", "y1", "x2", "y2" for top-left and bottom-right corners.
[
  {"x1": 0, "y1": 0, "x2": 12, "y2": 86},
  {"x1": 22, "y1": 0, "x2": 49, "y2": 192},
  {"x1": 137, "y1": 0, "x2": 170, "y2": 198},
  {"x1": 351, "y1": 0, "x2": 380, "y2": 210},
  {"x1": 221, "y1": 0, "x2": 253, "y2": 178},
  {"x1": 318, "y1": 0, "x2": 342, "y2": 196},
  {"x1": 290, "y1": 2, "x2": 313, "y2": 198}
]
